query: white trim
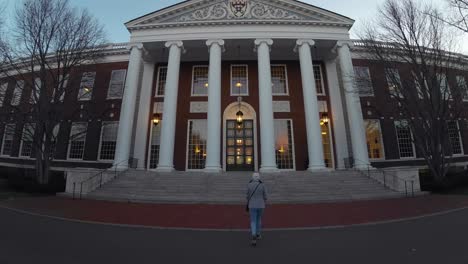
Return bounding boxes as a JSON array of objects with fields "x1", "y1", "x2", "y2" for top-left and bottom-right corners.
[
  {"x1": 97, "y1": 121, "x2": 119, "y2": 162},
  {"x1": 271, "y1": 64, "x2": 289, "y2": 96},
  {"x1": 274, "y1": 118, "x2": 296, "y2": 171},
  {"x1": 191, "y1": 65, "x2": 209, "y2": 97},
  {"x1": 314, "y1": 64, "x2": 326, "y2": 96},
  {"x1": 106, "y1": 69, "x2": 127, "y2": 100},
  {"x1": 67, "y1": 122, "x2": 88, "y2": 161},
  {"x1": 365, "y1": 119, "x2": 386, "y2": 161},
  {"x1": 394, "y1": 120, "x2": 417, "y2": 159},
  {"x1": 230, "y1": 64, "x2": 249, "y2": 96},
  {"x1": 155, "y1": 66, "x2": 168, "y2": 98}
]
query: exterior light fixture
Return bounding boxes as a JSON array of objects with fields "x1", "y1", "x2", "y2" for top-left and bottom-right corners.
[
  {"x1": 321, "y1": 113, "x2": 329, "y2": 126},
  {"x1": 236, "y1": 110, "x2": 244, "y2": 124},
  {"x1": 152, "y1": 113, "x2": 161, "y2": 125}
]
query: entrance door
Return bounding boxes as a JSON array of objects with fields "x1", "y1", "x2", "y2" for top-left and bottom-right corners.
[{"x1": 226, "y1": 120, "x2": 255, "y2": 171}]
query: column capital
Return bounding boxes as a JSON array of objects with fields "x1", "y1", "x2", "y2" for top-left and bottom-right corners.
[
  {"x1": 165, "y1": 41, "x2": 184, "y2": 49},
  {"x1": 254, "y1": 39, "x2": 274, "y2": 47},
  {"x1": 296, "y1": 39, "x2": 315, "y2": 47},
  {"x1": 126, "y1": 43, "x2": 144, "y2": 51},
  {"x1": 336, "y1": 40, "x2": 354, "y2": 49},
  {"x1": 206, "y1": 39, "x2": 225, "y2": 47}
]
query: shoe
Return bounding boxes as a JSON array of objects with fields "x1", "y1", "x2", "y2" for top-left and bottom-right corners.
[
  {"x1": 251, "y1": 236, "x2": 257, "y2": 247},
  {"x1": 256, "y1": 234, "x2": 262, "y2": 240}
]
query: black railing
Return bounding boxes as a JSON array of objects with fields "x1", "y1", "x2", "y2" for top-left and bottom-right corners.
[{"x1": 72, "y1": 159, "x2": 129, "y2": 200}]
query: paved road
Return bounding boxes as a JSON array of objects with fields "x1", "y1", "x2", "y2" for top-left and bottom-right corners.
[{"x1": 1, "y1": 207, "x2": 468, "y2": 264}]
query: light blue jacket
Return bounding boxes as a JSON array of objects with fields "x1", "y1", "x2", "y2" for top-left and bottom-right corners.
[{"x1": 246, "y1": 180, "x2": 268, "y2": 209}]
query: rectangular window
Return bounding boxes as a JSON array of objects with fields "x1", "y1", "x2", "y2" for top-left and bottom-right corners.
[
  {"x1": 20, "y1": 123, "x2": 35, "y2": 157},
  {"x1": 107, "y1": 70, "x2": 127, "y2": 99},
  {"x1": 50, "y1": 124, "x2": 60, "y2": 159},
  {"x1": 320, "y1": 116, "x2": 334, "y2": 168},
  {"x1": 456, "y1": 75, "x2": 468, "y2": 101},
  {"x1": 437, "y1": 73, "x2": 451, "y2": 100},
  {"x1": 353, "y1": 66, "x2": 374, "y2": 96},
  {"x1": 99, "y1": 122, "x2": 119, "y2": 160},
  {"x1": 155, "y1": 66, "x2": 167, "y2": 97},
  {"x1": 30, "y1": 78, "x2": 41, "y2": 104},
  {"x1": 0, "y1": 83, "x2": 7, "y2": 107},
  {"x1": 187, "y1": 120, "x2": 207, "y2": 170},
  {"x1": 191, "y1": 66, "x2": 209, "y2": 96},
  {"x1": 78, "y1": 72, "x2": 95, "y2": 101},
  {"x1": 231, "y1": 65, "x2": 248, "y2": 96},
  {"x1": 448, "y1": 121, "x2": 463, "y2": 155},
  {"x1": 385, "y1": 68, "x2": 403, "y2": 98},
  {"x1": 68, "y1": 123, "x2": 87, "y2": 160},
  {"x1": 364, "y1": 120, "x2": 385, "y2": 160},
  {"x1": 149, "y1": 122, "x2": 162, "y2": 169},
  {"x1": 394, "y1": 120, "x2": 416, "y2": 158},
  {"x1": 11, "y1": 80, "x2": 24, "y2": 106},
  {"x1": 274, "y1": 119, "x2": 295, "y2": 170},
  {"x1": 313, "y1": 65, "x2": 325, "y2": 95},
  {"x1": 1, "y1": 124, "x2": 15, "y2": 156},
  {"x1": 271, "y1": 65, "x2": 288, "y2": 95},
  {"x1": 52, "y1": 75, "x2": 68, "y2": 103}
]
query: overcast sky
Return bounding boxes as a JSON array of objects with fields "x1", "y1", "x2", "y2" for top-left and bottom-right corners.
[{"x1": 1, "y1": 0, "x2": 467, "y2": 53}]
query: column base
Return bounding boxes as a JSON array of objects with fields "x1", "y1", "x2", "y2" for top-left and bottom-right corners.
[
  {"x1": 155, "y1": 166, "x2": 175, "y2": 173},
  {"x1": 259, "y1": 166, "x2": 279, "y2": 173},
  {"x1": 307, "y1": 166, "x2": 331, "y2": 172},
  {"x1": 204, "y1": 166, "x2": 223, "y2": 173}
]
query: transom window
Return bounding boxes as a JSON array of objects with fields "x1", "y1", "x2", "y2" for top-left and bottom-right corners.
[
  {"x1": 0, "y1": 83, "x2": 7, "y2": 107},
  {"x1": 313, "y1": 65, "x2": 325, "y2": 95},
  {"x1": 385, "y1": 68, "x2": 403, "y2": 98},
  {"x1": 353, "y1": 66, "x2": 374, "y2": 96},
  {"x1": 394, "y1": 120, "x2": 415, "y2": 158},
  {"x1": 155, "y1": 66, "x2": 167, "y2": 97},
  {"x1": 99, "y1": 122, "x2": 119, "y2": 160},
  {"x1": 20, "y1": 123, "x2": 35, "y2": 157},
  {"x1": 364, "y1": 120, "x2": 385, "y2": 160},
  {"x1": 78, "y1": 72, "x2": 96, "y2": 101},
  {"x1": 149, "y1": 121, "x2": 162, "y2": 169},
  {"x1": 274, "y1": 119, "x2": 295, "y2": 170},
  {"x1": 231, "y1": 65, "x2": 248, "y2": 96},
  {"x1": 11, "y1": 80, "x2": 24, "y2": 106},
  {"x1": 191, "y1": 66, "x2": 209, "y2": 96},
  {"x1": 448, "y1": 121, "x2": 463, "y2": 155},
  {"x1": 1, "y1": 124, "x2": 15, "y2": 156},
  {"x1": 107, "y1": 70, "x2": 127, "y2": 99},
  {"x1": 187, "y1": 120, "x2": 207, "y2": 170},
  {"x1": 456, "y1": 75, "x2": 468, "y2": 101},
  {"x1": 68, "y1": 123, "x2": 87, "y2": 160},
  {"x1": 271, "y1": 65, "x2": 288, "y2": 95}
]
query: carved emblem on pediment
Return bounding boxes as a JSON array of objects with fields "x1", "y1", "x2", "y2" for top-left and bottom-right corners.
[{"x1": 229, "y1": 0, "x2": 249, "y2": 17}]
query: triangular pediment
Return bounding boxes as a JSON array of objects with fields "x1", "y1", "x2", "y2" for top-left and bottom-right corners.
[{"x1": 126, "y1": 0, "x2": 354, "y2": 30}]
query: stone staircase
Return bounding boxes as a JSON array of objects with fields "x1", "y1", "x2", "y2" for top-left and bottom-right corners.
[{"x1": 84, "y1": 170, "x2": 407, "y2": 204}]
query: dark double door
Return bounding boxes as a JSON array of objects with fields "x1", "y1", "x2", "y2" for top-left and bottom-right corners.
[{"x1": 226, "y1": 120, "x2": 255, "y2": 171}]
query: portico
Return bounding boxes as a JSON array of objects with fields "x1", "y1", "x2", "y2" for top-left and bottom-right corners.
[{"x1": 113, "y1": 0, "x2": 370, "y2": 172}]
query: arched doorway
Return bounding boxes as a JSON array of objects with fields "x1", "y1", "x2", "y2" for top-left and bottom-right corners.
[{"x1": 223, "y1": 102, "x2": 258, "y2": 172}]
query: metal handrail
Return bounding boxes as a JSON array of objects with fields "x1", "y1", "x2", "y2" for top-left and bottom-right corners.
[
  {"x1": 72, "y1": 159, "x2": 129, "y2": 200},
  {"x1": 353, "y1": 158, "x2": 416, "y2": 198}
]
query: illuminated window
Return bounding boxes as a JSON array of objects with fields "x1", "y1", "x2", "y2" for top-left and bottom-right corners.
[
  {"x1": 78, "y1": 72, "x2": 95, "y2": 101},
  {"x1": 11, "y1": 80, "x2": 24, "y2": 106},
  {"x1": 187, "y1": 120, "x2": 207, "y2": 170},
  {"x1": 20, "y1": 123, "x2": 35, "y2": 157},
  {"x1": 394, "y1": 120, "x2": 415, "y2": 158},
  {"x1": 191, "y1": 66, "x2": 209, "y2": 96},
  {"x1": 353, "y1": 66, "x2": 374, "y2": 96},
  {"x1": 99, "y1": 122, "x2": 119, "y2": 160},
  {"x1": 385, "y1": 68, "x2": 402, "y2": 98},
  {"x1": 68, "y1": 123, "x2": 87, "y2": 160},
  {"x1": 155, "y1": 66, "x2": 167, "y2": 97},
  {"x1": 149, "y1": 121, "x2": 162, "y2": 169},
  {"x1": 448, "y1": 121, "x2": 463, "y2": 155},
  {"x1": 314, "y1": 65, "x2": 325, "y2": 95},
  {"x1": 1, "y1": 124, "x2": 15, "y2": 156},
  {"x1": 107, "y1": 70, "x2": 127, "y2": 99},
  {"x1": 274, "y1": 119, "x2": 294, "y2": 169},
  {"x1": 364, "y1": 120, "x2": 385, "y2": 160},
  {"x1": 231, "y1": 65, "x2": 248, "y2": 96},
  {"x1": 320, "y1": 117, "x2": 334, "y2": 168},
  {"x1": 271, "y1": 65, "x2": 288, "y2": 95}
]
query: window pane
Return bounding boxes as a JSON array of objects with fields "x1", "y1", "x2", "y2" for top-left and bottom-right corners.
[
  {"x1": 11, "y1": 80, "x2": 24, "y2": 106},
  {"x1": 149, "y1": 122, "x2": 162, "y2": 169},
  {"x1": 2, "y1": 124, "x2": 16, "y2": 156},
  {"x1": 395, "y1": 120, "x2": 415, "y2": 158},
  {"x1": 321, "y1": 119, "x2": 333, "y2": 168},
  {"x1": 0, "y1": 83, "x2": 7, "y2": 107},
  {"x1": 353, "y1": 66, "x2": 373, "y2": 96},
  {"x1": 437, "y1": 73, "x2": 451, "y2": 100},
  {"x1": 448, "y1": 121, "x2": 463, "y2": 155},
  {"x1": 271, "y1": 65, "x2": 288, "y2": 95},
  {"x1": 364, "y1": 120, "x2": 385, "y2": 159},
  {"x1": 385, "y1": 68, "x2": 402, "y2": 98},
  {"x1": 68, "y1": 123, "x2": 87, "y2": 159},
  {"x1": 192, "y1": 66, "x2": 209, "y2": 96},
  {"x1": 155, "y1": 66, "x2": 167, "y2": 97},
  {"x1": 313, "y1": 65, "x2": 325, "y2": 95},
  {"x1": 99, "y1": 122, "x2": 119, "y2": 160},
  {"x1": 20, "y1": 123, "x2": 35, "y2": 157},
  {"x1": 107, "y1": 70, "x2": 127, "y2": 99},
  {"x1": 231, "y1": 65, "x2": 248, "y2": 95},
  {"x1": 275, "y1": 119, "x2": 294, "y2": 169},
  {"x1": 456, "y1": 76, "x2": 468, "y2": 101},
  {"x1": 187, "y1": 120, "x2": 207, "y2": 169},
  {"x1": 78, "y1": 72, "x2": 95, "y2": 100}
]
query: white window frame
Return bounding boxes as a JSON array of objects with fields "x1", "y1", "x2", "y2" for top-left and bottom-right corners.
[
  {"x1": 97, "y1": 121, "x2": 119, "y2": 162},
  {"x1": 1, "y1": 124, "x2": 15, "y2": 157},
  {"x1": 11, "y1": 80, "x2": 24, "y2": 106},
  {"x1": 78, "y1": 72, "x2": 96, "y2": 101},
  {"x1": 313, "y1": 64, "x2": 326, "y2": 96},
  {"x1": 394, "y1": 120, "x2": 417, "y2": 159},
  {"x1": 448, "y1": 121, "x2": 464, "y2": 156},
  {"x1": 437, "y1": 73, "x2": 452, "y2": 101},
  {"x1": 0, "y1": 82, "x2": 8, "y2": 107},
  {"x1": 274, "y1": 118, "x2": 296, "y2": 171},
  {"x1": 106, "y1": 70, "x2": 127, "y2": 100},
  {"x1": 230, "y1": 64, "x2": 249, "y2": 96},
  {"x1": 191, "y1": 65, "x2": 209, "y2": 97},
  {"x1": 67, "y1": 122, "x2": 88, "y2": 160},
  {"x1": 271, "y1": 64, "x2": 289, "y2": 96},
  {"x1": 385, "y1": 68, "x2": 403, "y2": 99},
  {"x1": 185, "y1": 119, "x2": 208, "y2": 171},
  {"x1": 456, "y1": 75, "x2": 468, "y2": 102},
  {"x1": 155, "y1": 66, "x2": 168, "y2": 98},
  {"x1": 364, "y1": 119, "x2": 386, "y2": 161},
  {"x1": 353, "y1": 66, "x2": 374, "y2": 97},
  {"x1": 19, "y1": 123, "x2": 35, "y2": 158},
  {"x1": 147, "y1": 120, "x2": 163, "y2": 170}
]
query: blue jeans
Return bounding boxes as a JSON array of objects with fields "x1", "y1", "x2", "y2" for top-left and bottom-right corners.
[{"x1": 249, "y1": 208, "x2": 264, "y2": 236}]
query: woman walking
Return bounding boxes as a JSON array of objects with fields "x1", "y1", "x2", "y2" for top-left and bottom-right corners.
[{"x1": 246, "y1": 172, "x2": 268, "y2": 246}]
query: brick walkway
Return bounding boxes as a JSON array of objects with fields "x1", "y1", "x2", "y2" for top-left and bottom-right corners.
[{"x1": 1, "y1": 195, "x2": 468, "y2": 229}]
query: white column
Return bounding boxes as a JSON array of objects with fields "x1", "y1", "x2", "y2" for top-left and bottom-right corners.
[
  {"x1": 325, "y1": 59, "x2": 350, "y2": 169},
  {"x1": 204, "y1": 39, "x2": 224, "y2": 172},
  {"x1": 296, "y1": 39, "x2": 326, "y2": 171},
  {"x1": 337, "y1": 41, "x2": 370, "y2": 169},
  {"x1": 255, "y1": 39, "x2": 278, "y2": 172},
  {"x1": 133, "y1": 61, "x2": 155, "y2": 170},
  {"x1": 113, "y1": 43, "x2": 144, "y2": 170},
  {"x1": 156, "y1": 41, "x2": 183, "y2": 172}
]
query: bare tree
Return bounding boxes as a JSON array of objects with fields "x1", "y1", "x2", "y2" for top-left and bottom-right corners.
[
  {"x1": 0, "y1": 0, "x2": 106, "y2": 186},
  {"x1": 446, "y1": 0, "x2": 468, "y2": 33},
  {"x1": 358, "y1": 0, "x2": 468, "y2": 186}
]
